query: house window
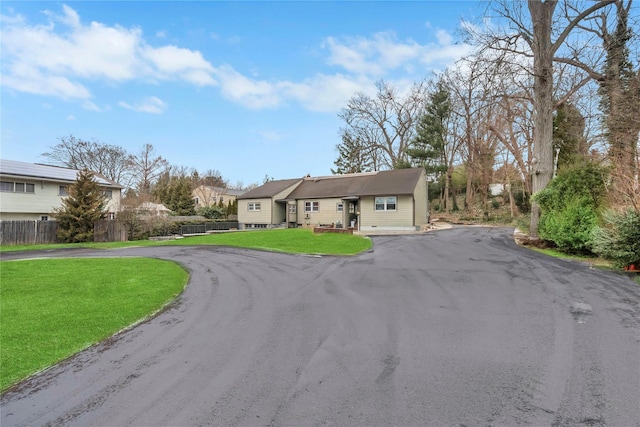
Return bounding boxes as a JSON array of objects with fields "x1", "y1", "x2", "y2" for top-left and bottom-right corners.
[
  {"x1": 59, "y1": 185, "x2": 69, "y2": 196},
  {"x1": 103, "y1": 189, "x2": 113, "y2": 199},
  {"x1": 0, "y1": 181, "x2": 35, "y2": 193},
  {"x1": 304, "y1": 201, "x2": 319, "y2": 212},
  {"x1": 193, "y1": 197, "x2": 200, "y2": 205},
  {"x1": 375, "y1": 196, "x2": 397, "y2": 211},
  {"x1": 109, "y1": 212, "x2": 116, "y2": 220},
  {"x1": 336, "y1": 203, "x2": 343, "y2": 212},
  {"x1": 248, "y1": 202, "x2": 261, "y2": 211},
  {"x1": 220, "y1": 196, "x2": 224, "y2": 202},
  {"x1": 289, "y1": 204, "x2": 296, "y2": 214},
  {"x1": 41, "y1": 216, "x2": 49, "y2": 221}
]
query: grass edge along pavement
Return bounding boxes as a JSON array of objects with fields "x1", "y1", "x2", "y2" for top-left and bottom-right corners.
[
  {"x1": 0, "y1": 257, "x2": 189, "y2": 392},
  {"x1": 0, "y1": 228, "x2": 373, "y2": 256}
]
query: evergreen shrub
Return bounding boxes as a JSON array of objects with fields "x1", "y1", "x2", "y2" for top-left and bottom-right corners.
[{"x1": 592, "y1": 209, "x2": 640, "y2": 269}]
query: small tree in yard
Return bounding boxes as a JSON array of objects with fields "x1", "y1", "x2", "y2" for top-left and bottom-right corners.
[{"x1": 53, "y1": 169, "x2": 106, "y2": 242}]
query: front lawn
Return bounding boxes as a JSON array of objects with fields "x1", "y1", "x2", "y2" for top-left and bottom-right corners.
[
  {"x1": 0, "y1": 228, "x2": 372, "y2": 256},
  {"x1": 158, "y1": 228, "x2": 372, "y2": 255},
  {"x1": 0, "y1": 258, "x2": 188, "y2": 392}
]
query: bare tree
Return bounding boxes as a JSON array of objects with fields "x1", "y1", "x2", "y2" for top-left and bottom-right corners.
[
  {"x1": 337, "y1": 80, "x2": 429, "y2": 170},
  {"x1": 472, "y1": 0, "x2": 617, "y2": 237},
  {"x1": 129, "y1": 144, "x2": 169, "y2": 198},
  {"x1": 445, "y1": 56, "x2": 502, "y2": 211},
  {"x1": 42, "y1": 135, "x2": 132, "y2": 186}
]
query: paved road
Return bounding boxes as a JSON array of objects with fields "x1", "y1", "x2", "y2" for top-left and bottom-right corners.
[{"x1": 2, "y1": 227, "x2": 639, "y2": 426}]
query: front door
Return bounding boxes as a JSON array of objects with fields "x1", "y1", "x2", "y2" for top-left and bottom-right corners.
[{"x1": 288, "y1": 203, "x2": 297, "y2": 227}]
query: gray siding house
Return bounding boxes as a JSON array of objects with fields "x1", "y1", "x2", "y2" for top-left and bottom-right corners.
[{"x1": 237, "y1": 168, "x2": 429, "y2": 231}]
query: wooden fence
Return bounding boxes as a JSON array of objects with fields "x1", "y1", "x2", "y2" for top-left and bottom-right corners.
[
  {"x1": 0, "y1": 220, "x2": 58, "y2": 245},
  {"x1": 0, "y1": 220, "x2": 128, "y2": 246},
  {"x1": 94, "y1": 220, "x2": 128, "y2": 243}
]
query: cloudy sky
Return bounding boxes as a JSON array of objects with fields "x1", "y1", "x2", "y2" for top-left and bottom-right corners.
[{"x1": 1, "y1": 1, "x2": 481, "y2": 186}]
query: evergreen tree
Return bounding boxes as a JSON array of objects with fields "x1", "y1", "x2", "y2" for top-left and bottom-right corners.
[
  {"x1": 552, "y1": 102, "x2": 587, "y2": 171},
  {"x1": 53, "y1": 169, "x2": 106, "y2": 243},
  {"x1": 408, "y1": 80, "x2": 451, "y2": 207},
  {"x1": 332, "y1": 132, "x2": 374, "y2": 174},
  {"x1": 407, "y1": 81, "x2": 449, "y2": 180},
  {"x1": 153, "y1": 173, "x2": 196, "y2": 216}
]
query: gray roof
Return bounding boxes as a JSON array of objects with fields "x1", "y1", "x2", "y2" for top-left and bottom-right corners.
[
  {"x1": 203, "y1": 185, "x2": 246, "y2": 197},
  {"x1": 356, "y1": 168, "x2": 425, "y2": 196},
  {"x1": 237, "y1": 178, "x2": 302, "y2": 199},
  {"x1": 286, "y1": 173, "x2": 376, "y2": 199},
  {"x1": 0, "y1": 159, "x2": 122, "y2": 187},
  {"x1": 239, "y1": 168, "x2": 425, "y2": 201}
]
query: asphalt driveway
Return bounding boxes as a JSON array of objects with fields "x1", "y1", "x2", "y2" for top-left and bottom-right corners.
[{"x1": 1, "y1": 227, "x2": 639, "y2": 426}]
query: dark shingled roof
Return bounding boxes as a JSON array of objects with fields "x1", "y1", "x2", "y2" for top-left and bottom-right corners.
[
  {"x1": 356, "y1": 168, "x2": 424, "y2": 196},
  {"x1": 286, "y1": 173, "x2": 375, "y2": 199},
  {"x1": 238, "y1": 168, "x2": 424, "y2": 201},
  {"x1": 237, "y1": 178, "x2": 302, "y2": 199}
]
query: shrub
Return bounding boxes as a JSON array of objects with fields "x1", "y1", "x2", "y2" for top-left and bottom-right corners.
[
  {"x1": 592, "y1": 209, "x2": 640, "y2": 269},
  {"x1": 533, "y1": 162, "x2": 608, "y2": 254},
  {"x1": 197, "y1": 205, "x2": 225, "y2": 219},
  {"x1": 537, "y1": 197, "x2": 598, "y2": 254}
]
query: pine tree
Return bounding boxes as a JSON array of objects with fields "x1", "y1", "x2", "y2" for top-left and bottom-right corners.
[
  {"x1": 53, "y1": 169, "x2": 106, "y2": 243},
  {"x1": 408, "y1": 81, "x2": 451, "y2": 207},
  {"x1": 407, "y1": 81, "x2": 449, "y2": 179},
  {"x1": 331, "y1": 132, "x2": 374, "y2": 174}
]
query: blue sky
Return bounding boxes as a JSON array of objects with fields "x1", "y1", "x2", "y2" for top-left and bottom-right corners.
[{"x1": 1, "y1": 1, "x2": 481, "y2": 187}]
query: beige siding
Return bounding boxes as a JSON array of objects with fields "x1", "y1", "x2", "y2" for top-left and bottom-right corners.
[
  {"x1": 413, "y1": 170, "x2": 429, "y2": 226},
  {"x1": 359, "y1": 195, "x2": 415, "y2": 229},
  {"x1": 297, "y1": 198, "x2": 345, "y2": 227},
  {"x1": 192, "y1": 185, "x2": 238, "y2": 208},
  {"x1": 0, "y1": 180, "x2": 121, "y2": 220},
  {"x1": 238, "y1": 198, "x2": 272, "y2": 224},
  {"x1": 238, "y1": 182, "x2": 299, "y2": 225}
]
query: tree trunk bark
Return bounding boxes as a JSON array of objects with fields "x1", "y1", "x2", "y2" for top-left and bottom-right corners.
[{"x1": 528, "y1": 0, "x2": 557, "y2": 238}]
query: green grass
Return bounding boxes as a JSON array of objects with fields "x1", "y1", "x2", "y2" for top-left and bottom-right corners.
[
  {"x1": 529, "y1": 246, "x2": 640, "y2": 284},
  {"x1": 156, "y1": 228, "x2": 372, "y2": 255},
  {"x1": 0, "y1": 258, "x2": 188, "y2": 392},
  {"x1": 0, "y1": 228, "x2": 372, "y2": 256}
]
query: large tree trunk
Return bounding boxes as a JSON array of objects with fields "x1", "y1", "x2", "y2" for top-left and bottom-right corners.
[{"x1": 528, "y1": 0, "x2": 557, "y2": 238}]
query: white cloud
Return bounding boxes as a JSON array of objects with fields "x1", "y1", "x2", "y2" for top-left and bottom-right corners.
[
  {"x1": 119, "y1": 96, "x2": 167, "y2": 114},
  {"x1": 82, "y1": 100, "x2": 102, "y2": 111},
  {"x1": 215, "y1": 65, "x2": 285, "y2": 109},
  {"x1": 0, "y1": 5, "x2": 216, "y2": 101},
  {"x1": 66, "y1": 114, "x2": 76, "y2": 121},
  {"x1": 321, "y1": 30, "x2": 471, "y2": 77},
  {"x1": 142, "y1": 45, "x2": 216, "y2": 86},
  {"x1": 0, "y1": 4, "x2": 474, "y2": 114}
]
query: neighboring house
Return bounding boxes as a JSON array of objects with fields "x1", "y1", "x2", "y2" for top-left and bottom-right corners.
[
  {"x1": 135, "y1": 202, "x2": 172, "y2": 217},
  {"x1": 0, "y1": 159, "x2": 123, "y2": 221},
  {"x1": 237, "y1": 168, "x2": 429, "y2": 231},
  {"x1": 192, "y1": 185, "x2": 245, "y2": 209}
]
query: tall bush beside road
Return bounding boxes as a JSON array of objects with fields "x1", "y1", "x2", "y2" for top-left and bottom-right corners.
[
  {"x1": 533, "y1": 163, "x2": 608, "y2": 254},
  {"x1": 593, "y1": 209, "x2": 640, "y2": 269}
]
